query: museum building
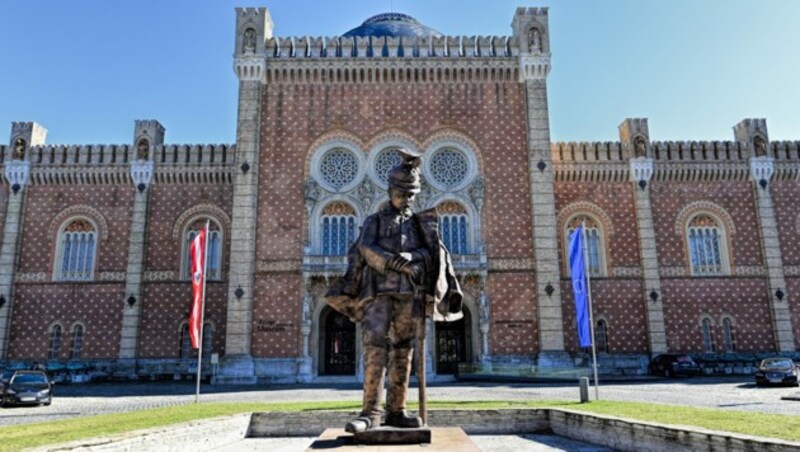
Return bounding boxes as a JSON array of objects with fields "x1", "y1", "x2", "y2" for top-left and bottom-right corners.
[{"x1": 0, "y1": 7, "x2": 798, "y2": 383}]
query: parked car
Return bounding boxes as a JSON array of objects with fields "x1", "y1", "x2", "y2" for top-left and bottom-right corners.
[
  {"x1": 754, "y1": 358, "x2": 799, "y2": 387},
  {"x1": 648, "y1": 353, "x2": 702, "y2": 378},
  {"x1": 0, "y1": 370, "x2": 53, "y2": 407}
]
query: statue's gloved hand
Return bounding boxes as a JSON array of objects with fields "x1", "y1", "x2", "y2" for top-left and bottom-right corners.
[{"x1": 387, "y1": 254, "x2": 411, "y2": 273}]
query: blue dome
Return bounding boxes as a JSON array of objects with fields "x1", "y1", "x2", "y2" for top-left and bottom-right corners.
[{"x1": 343, "y1": 13, "x2": 442, "y2": 38}]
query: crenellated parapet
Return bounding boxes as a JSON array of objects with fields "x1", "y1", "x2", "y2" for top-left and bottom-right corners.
[
  {"x1": 551, "y1": 138, "x2": 800, "y2": 183},
  {"x1": 1, "y1": 143, "x2": 236, "y2": 186},
  {"x1": 265, "y1": 35, "x2": 517, "y2": 59}
]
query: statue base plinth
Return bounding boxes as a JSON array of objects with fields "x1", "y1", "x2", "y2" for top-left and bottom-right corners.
[
  {"x1": 307, "y1": 427, "x2": 478, "y2": 451},
  {"x1": 354, "y1": 426, "x2": 431, "y2": 445}
]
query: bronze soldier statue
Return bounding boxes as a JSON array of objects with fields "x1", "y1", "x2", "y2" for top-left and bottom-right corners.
[{"x1": 325, "y1": 149, "x2": 462, "y2": 433}]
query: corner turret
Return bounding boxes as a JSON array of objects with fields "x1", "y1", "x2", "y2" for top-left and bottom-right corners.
[{"x1": 512, "y1": 7, "x2": 551, "y2": 81}]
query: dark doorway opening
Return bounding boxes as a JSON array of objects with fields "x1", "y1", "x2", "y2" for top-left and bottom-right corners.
[
  {"x1": 320, "y1": 306, "x2": 356, "y2": 375},
  {"x1": 435, "y1": 307, "x2": 471, "y2": 374}
]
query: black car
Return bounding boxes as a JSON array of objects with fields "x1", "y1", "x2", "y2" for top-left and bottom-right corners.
[
  {"x1": 0, "y1": 371, "x2": 53, "y2": 407},
  {"x1": 754, "y1": 358, "x2": 799, "y2": 387},
  {"x1": 648, "y1": 353, "x2": 702, "y2": 378}
]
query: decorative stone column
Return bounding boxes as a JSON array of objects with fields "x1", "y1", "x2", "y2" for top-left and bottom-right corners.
[
  {"x1": 513, "y1": 8, "x2": 570, "y2": 367},
  {"x1": 218, "y1": 7, "x2": 272, "y2": 384},
  {"x1": 621, "y1": 118, "x2": 667, "y2": 354},
  {"x1": 117, "y1": 121, "x2": 160, "y2": 372},
  {"x1": 0, "y1": 122, "x2": 44, "y2": 358},
  {"x1": 735, "y1": 119, "x2": 795, "y2": 351},
  {"x1": 297, "y1": 278, "x2": 313, "y2": 382}
]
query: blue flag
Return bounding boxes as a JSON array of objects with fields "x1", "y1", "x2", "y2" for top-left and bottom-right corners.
[{"x1": 568, "y1": 226, "x2": 592, "y2": 347}]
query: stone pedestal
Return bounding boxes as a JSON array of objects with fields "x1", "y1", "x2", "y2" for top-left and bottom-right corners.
[
  {"x1": 537, "y1": 351, "x2": 573, "y2": 369},
  {"x1": 215, "y1": 354, "x2": 257, "y2": 384},
  {"x1": 354, "y1": 426, "x2": 431, "y2": 445},
  {"x1": 307, "y1": 427, "x2": 478, "y2": 451},
  {"x1": 297, "y1": 356, "x2": 313, "y2": 383}
]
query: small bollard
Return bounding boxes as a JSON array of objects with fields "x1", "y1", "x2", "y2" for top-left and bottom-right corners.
[{"x1": 579, "y1": 376, "x2": 590, "y2": 403}]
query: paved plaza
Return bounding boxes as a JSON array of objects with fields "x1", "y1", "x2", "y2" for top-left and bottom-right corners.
[{"x1": 3, "y1": 376, "x2": 799, "y2": 428}]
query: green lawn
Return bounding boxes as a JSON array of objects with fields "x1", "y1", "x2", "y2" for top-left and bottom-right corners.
[{"x1": 0, "y1": 400, "x2": 797, "y2": 451}]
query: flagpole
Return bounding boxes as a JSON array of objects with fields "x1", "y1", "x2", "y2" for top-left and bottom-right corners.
[
  {"x1": 581, "y1": 221, "x2": 600, "y2": 400},
  {"x1": 195, "y1": 221, "x2": 210, "y2": 403}
]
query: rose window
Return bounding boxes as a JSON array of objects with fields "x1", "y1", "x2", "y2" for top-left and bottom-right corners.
[
  {"x1": 430, "y1": 148, "x2": 468, "y2": 189},
  {"x1": 319, "y1": 149, "x2": 359, "y2": 190},
  {"x1": 374, "y1": 148, "x2": 403, "y2": 186}
]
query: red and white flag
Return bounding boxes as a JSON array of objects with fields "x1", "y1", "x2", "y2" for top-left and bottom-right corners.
[{"x1": 188, "y1": 227, "x2": 207, "y2": 349}]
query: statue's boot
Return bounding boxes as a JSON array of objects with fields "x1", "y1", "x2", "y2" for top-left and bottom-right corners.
[
  {"x1": 345, "y1": 345, "x2": 386, "y2": 433},
  {"x1": 385, "y1": 347, "x2": 423, "y2": 428}
]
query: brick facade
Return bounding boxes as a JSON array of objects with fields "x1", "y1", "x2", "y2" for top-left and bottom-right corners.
[{"x1": 0, "y1": 7, "x2": 797, "y2": 381}]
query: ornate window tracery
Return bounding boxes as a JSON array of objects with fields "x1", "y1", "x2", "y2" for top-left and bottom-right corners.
[
  {"x1": 319, "y1": 148, "x2": 359, "y2": 190},
  {"x1": 321, "y1": 202, "x2": 357, "y2": 256},
  {"x1": 373, "y1": 147, "x2": 403, "y2": 187},
  {"x1": 181, "y1": 219, "x2": 223, "y2": 281},
  {"x1": 437, "y1": 201, "x2": 468, "y2": 255},
  {"x1": 687, "y1": 214, "x2": 728, "y2": 276},
  {"x1": 429, "y1": 148, "x2": 469, "y2": 190},
  {"x1": 565, "y1": 215, "x2": 605, "y2": 277},
  {"x1": 55, "y1": 219, "x2": 97, "y2": 281}
]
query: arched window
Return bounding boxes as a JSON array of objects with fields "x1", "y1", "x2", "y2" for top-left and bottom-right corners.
[
  {"x1": 687, "y1": 214, "x2": 728, "y2": 276},
  {"x1": 437, "y1": 201, "x2": 469, "y2": 255},
  {"x1": 701, "y1": 318, "x2": 715, "y2": 352},
  {"x1": 55, "y1": 219, "x2": 97, "y2": 281},
  {"x1": 181, "y1": 219, "x2": 223, "y2": 281},
  {"x1": 595, "y1": 319, "x2": 609, "y2": 353},
  {"x1": 722, "y1": 318, "x2": 736, "y2": 352},
  {"x1": 321, "y1": 202, "x2": 356, "y2": 255},
  {"x1": 179, "y1": 324, "x2": 191, "y2": 359},
  {"x1": 70, "y1": 324, "x2": 83, "y2": 360},
  {"x1": 49, "y1": 324, "x2": 62, "y2": 360},
  {"x1": 566, "y1": 215, "x2": 606, "y2": 277}
]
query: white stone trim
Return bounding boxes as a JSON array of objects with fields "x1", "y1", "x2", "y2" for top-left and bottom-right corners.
[
  {"x1": 750, "y1": 156, "x2": 774, "y2": 184},
  {"x1": 519, "y1": 54, "x2": 551, "y2": 81},
  {"x1": 233, "y1": 56, "x2": 266, "y2": 82},
  {"x1": 423, "y1": 140, "x2": 478, "y2": 192},
  {"x1": 309, "y1": 139, "x2": 366, "y2": 193},
  {"x1": 3, "y1": 160, "x2": 30, "y2": 191}
]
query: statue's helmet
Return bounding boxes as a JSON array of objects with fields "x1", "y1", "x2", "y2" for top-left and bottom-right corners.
[{"x1": 388, "y1": 148, "x2": 422, "y2": 194}]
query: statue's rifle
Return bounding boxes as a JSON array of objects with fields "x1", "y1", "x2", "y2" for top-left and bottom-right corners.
[{"x1": 414, "y1": 285, "x2": 427, "y2": 426}]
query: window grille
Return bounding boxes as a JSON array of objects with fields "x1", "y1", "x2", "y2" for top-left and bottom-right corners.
[
  {"x1": 57, "y1": 220, "x2": 97, "y2": 281},
  {"x1": 688, "y1": 215, "x2": 726, "y2": 276}
]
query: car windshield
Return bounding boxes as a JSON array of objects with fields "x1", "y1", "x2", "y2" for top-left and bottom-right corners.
[
  {"x1": 1, "y1": 371, "x2": 15, "y2": 380},
  {"x1": 762, "y1": 359, "x2": 793, "y2": 369},
  {"x1": 675, "y1": 355, "x2": 693, "y2": 363},
  {"x1": 11, "y1": 374, "x2": 47, "y2": 385}
]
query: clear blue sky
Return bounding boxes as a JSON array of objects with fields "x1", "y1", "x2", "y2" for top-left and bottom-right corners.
[{"x1": 1, "y1": 0, "x2": 798, "y2": 145}]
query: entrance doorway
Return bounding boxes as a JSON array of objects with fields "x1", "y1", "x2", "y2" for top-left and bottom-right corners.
[
  {"x1": 435, "y1": 307, "x2": 471, "y2": 374},
  {"x1": 320, "y1": 306, "x2": 356, "y2": 375}
]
